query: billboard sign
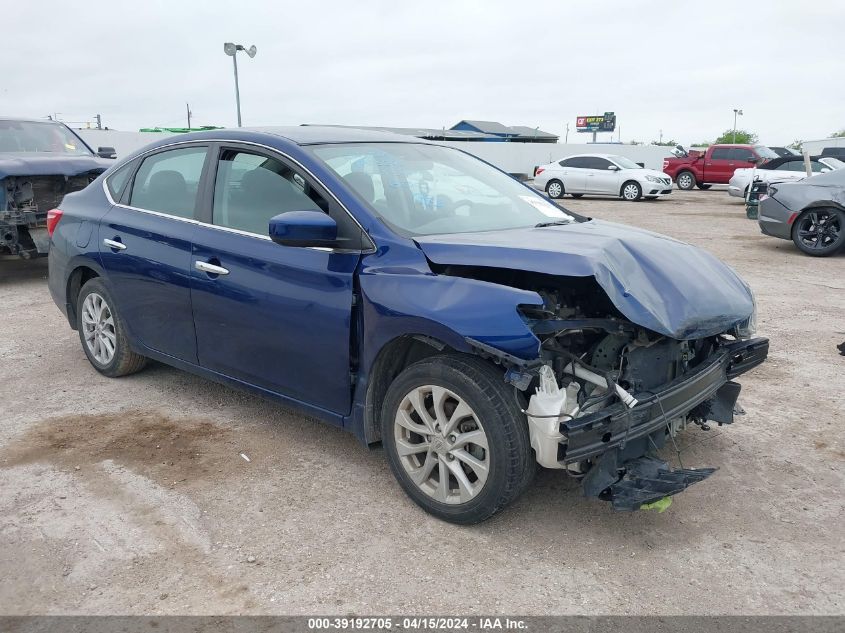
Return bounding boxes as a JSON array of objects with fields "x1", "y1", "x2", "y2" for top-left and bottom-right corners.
[{"x1": 576, "y1": 112, "x2": 616, "y2": 133}]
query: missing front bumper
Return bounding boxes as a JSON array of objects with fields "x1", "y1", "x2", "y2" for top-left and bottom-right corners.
[{"x1": 560, "y1": 337, "x2": 769, "y2": 465}]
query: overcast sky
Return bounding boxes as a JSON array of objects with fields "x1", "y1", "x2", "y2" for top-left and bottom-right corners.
[{"x1": 5, "y1": 1, "x2": 843, "y2": 145}]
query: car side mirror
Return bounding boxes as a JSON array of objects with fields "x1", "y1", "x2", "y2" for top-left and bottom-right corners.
[
  {"x1": 269, "y1": 211, "x2": 338, "y2": 247},
  {"x1": 820, "y1": 168, "x2": 831, "y2": 173},
  {"x1": 607, "y1": 165, "x2": 620, "y2": 171},
  {"x1": 97, "y1": 146, "x2": 117, "y2": 159}
]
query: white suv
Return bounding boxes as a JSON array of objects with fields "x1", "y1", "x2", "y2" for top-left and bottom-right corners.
[{"x1": 533, "y1": 154, "x2": 673, "y2": 201}]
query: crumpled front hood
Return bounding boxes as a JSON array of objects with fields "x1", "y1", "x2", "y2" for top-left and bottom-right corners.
[
  {"x1": 415, "y1": 220, "x2": 754, "y2": 340},
  {"x1": 0, "y1": 153, "x2": 111, "y2": 180}
]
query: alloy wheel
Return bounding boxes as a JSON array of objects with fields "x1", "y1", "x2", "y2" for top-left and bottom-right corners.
[
  {"x1": 81, "y1": 292, "x2": 116, "y2": 365},
  {"x1": 393, "y1": 385, "x2": 490, "y2": 504},
  {"x1": 547, "y1": 181, "x2": 562, "y2": 198},
  {"x1": 796, "y1": 210, "x2": 842, "y2": 251},
  {"x1": 678, "y1": 173, "x2": 693, "y2": 189}
]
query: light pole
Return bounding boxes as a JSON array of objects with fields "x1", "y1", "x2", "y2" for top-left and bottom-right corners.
[
  {"x1": 732, "y1": 108, "x2": 743, "y2": 143},
  {"x1": 223, "y1": 42, "x2": 257, "y2": 127}
]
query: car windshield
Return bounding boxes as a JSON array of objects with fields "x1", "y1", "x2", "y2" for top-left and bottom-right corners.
[
  {"x1": 755, "y1": 146, "x2": 780, "y2": 159},
  {"x1": 311, "y1": 143, "x2": 575, "y2": 236},
  {"x1": 608, "y1": 155, "x2": 642, "y2": 169},
  {"x1": 0, "y1": 120, "x2": 92, "y2": 156}
]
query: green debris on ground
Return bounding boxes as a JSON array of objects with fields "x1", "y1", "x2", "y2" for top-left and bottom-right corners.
[{"x1": 641, "y1": 496, "x2": 673, "y2": 513}]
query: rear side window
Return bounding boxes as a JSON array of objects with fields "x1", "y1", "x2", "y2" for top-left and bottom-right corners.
[
  {"x1": 562, "y1": 157, "x2": 588, "y2": 168},
  {"x1": 129, "y1": 147, "x2": 207, "y2": 218},
  {"x1": 106, "y1": 161, "x2": 134, "y2": 200},
  {"x1": 710, "y1": 148, "x2": 732, "y2": 160},
  {"x1": 731, "y1": 148, "x2": 755, "y2": 162}
]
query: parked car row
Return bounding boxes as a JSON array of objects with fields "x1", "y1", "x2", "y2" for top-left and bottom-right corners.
[
  {"x1": 728, "y1": 155, "x2": 845, "y2": 198},
  {"x1": 662, "y1": 144, "x2": 780, "y2": 190}
]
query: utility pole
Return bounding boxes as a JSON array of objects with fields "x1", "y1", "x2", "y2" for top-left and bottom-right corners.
[
  {"x1": 186, "y1": 103, "x2": 192, "y2": 129},
  {"x1": 95, "y1": 114, "x2": 102, "y2": 130},
  {"x1": 733, "y1": 108, "x2": 743, "y2": 143},
  {"x1": 565, "y1": 122, "x2": 570, "y2": 144},
  {"x1": 223, "y1": 43, "x2": 257, "y2": 127},
  {"x1": 659, "y1": 129, "x2": 663, "y2": 144}
]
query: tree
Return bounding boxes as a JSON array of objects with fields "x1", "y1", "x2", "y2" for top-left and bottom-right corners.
[
  {"x1": 831, "y1": 129, "x2": 845, "y2": 138},
  {"x1": 787, "y1": 140, "x2": 803, "y2": 150},
  {"x1": 713, "y1": 129, "x2": 758, "y2": 144},
  {"x1": 651, "y1": 139, "x2": 678, "y2": 147}
]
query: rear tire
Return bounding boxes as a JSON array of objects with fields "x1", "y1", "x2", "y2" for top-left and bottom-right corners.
[
  {"x1": 381, "y1": 354, "x2": 534, "y2": 524},
  {"x1": 545, "y1": 179, "x2": 564, "y2": 199},
  {"x1": 791, "y1": 207, "x2": 845, "y2": 257},
  {"x1": 621, "y1": 181, "x2": 642, "y2": 201},
  {"x1": 676, "y1": 171, "x2": 696, "y2": 190},
  {"x1": 76, "y1": 278, "x2": 148, "y2": 377}
]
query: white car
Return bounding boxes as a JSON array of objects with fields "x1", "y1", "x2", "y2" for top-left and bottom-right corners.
[
  {"x1": 533, "y1": 153, "x2": 673, "y2": 201},
  {"x1": 728, "y1": 156, "x2": 845, "y2": 197}
]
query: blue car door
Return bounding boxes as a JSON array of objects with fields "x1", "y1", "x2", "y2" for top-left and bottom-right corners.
[
  {"x1": 99, "y1": 144, "x2": 210, "y2": 363},
  {"x1": 189, "y1": 145, "x2": 365, "y2": 416}
]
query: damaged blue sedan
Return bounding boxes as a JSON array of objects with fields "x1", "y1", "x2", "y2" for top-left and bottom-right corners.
[{"x1": 47, "y1": 127, "x2": 768, "y2": 523}]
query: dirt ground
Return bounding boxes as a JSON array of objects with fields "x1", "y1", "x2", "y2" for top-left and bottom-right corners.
[{"x1": 1, "y1": 188, "x2": 843, "y2": 615}]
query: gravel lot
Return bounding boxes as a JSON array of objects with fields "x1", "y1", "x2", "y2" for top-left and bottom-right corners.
[{"x1": 1, "y1": 189, "x2": 843, "y2": 615}]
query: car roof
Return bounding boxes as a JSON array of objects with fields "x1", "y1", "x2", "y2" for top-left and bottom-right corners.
[
  {"x1": 244, "y1": 125, "x2": 426, "y2": 145},
  {"x1": 557, "y1": 153, "x2": 617, "y2": 160},
  {"x1": 0, "y1": 116, "x2": 70, "y2": 125}
]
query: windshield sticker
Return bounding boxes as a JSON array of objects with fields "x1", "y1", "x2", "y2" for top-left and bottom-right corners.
[{"x1": 519, "y1": 195, "x2": 569, "y2": 218}]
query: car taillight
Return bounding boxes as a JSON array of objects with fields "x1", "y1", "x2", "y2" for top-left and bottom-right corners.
[
  {"x1": 46, "y1": 208, "x2": 63, "y2": 236},
  {"x1": 535, "y1": 167, "x2": 545, "y2": 176}
]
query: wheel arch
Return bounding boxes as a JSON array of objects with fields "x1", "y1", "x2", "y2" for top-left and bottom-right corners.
[
  {"x1": 620, "y1": 179, "x2": 642, "y2": 197},
  {"x1": 361, "y1": 334, "x2": 460, "y2": 445},
  {"x1": 676, "y1": 169, "x2": 697, "y2": 184},
  {"x1": 65, "y1": 262, "x2": 105, "y2": 330},
  {"x1": 790, "y1": 202, "x2": 845, "y2": 230}
]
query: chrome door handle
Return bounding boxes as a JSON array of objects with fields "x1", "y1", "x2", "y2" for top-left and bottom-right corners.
[
  {"x1": 103, "y1": 238, "x2": 126, "y2": 251},
  {"x1": 194, "y1": 260, "x2": 229, "y2": 275}
]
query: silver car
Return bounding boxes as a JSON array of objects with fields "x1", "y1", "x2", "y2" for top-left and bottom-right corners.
[
  {"x1": 758, "y1": 168, "x2": 845, "y2": 256},
  {"x1": 533, "y1": 154, "x2": 673, "y2": 201}
]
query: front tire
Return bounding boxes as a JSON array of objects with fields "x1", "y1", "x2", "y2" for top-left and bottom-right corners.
[
  {"x1": 570, "y1": 193, "x2": 583, "y2": 198},
  {"x1": 676, "y1": 171, "x2": 696, "y2": 190},
  {"x1": 621, "y1": 181, "x2": 642, "y2": 201},
  {"x1": 697, "y1": 183, "x2": 712, "y2": 190},
  {"x1": 791, "y1": 208, "x2": 845, "y2": 256},
  {"x1": 77, "y1": 278, "x2": 148, "y2": 377},
  {"x1": 545, "y1": 179, "x2": 564, "y2": 199},
  {"x1": 381, "y1": 354, "x2": 534, "y2": 524}
]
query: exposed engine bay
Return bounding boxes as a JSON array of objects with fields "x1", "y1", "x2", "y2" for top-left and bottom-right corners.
[
  {"x1": 435, "y1": 265, "x2": 769, "y2": 511},
  {"x1": 1, "y1": 172, "x2": 100, "y2": 258}
]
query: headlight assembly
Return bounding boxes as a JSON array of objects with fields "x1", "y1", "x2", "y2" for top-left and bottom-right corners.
[{"x1": 735, "y1": 290, "x2": 758, "y2": 338}]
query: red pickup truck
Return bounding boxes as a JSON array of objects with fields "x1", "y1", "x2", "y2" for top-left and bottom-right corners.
[{"x1": 663, "y1": 144, "x2": 779, "y2": 190}]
